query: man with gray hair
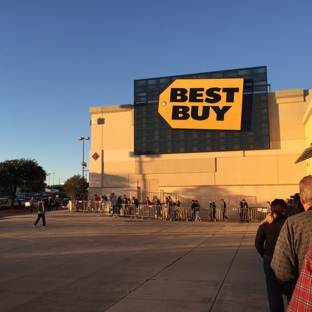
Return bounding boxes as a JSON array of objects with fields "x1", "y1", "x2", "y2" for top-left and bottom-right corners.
[{"x1": 271, "y1": 175, "x2": 312, "y2": 294}]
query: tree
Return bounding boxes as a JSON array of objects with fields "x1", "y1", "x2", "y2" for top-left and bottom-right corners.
[
  {"x1": 63, "y1": 175, "x2": 88, "y2": 198},
  {"x1": 0, "y1": 158, "x2": 46, "y2": 207}
]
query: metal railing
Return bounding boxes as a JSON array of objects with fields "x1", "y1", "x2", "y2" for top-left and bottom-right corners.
[{"x1": 68, "y1": 200, "x2": 268, "y2": 222}]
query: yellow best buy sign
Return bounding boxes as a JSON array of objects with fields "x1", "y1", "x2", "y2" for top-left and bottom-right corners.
[{"x1": 158, "y1": 78, "x2": 244, "y2": 130}]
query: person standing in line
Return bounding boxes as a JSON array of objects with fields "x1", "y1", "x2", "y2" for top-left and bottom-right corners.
[
  {"x1": 94, "y1": 194, "x2": 101, "y2": 212},
  {"x1": 51, "y1": 197, "x2": 55, "y2": 210},
  {"x1": 242, "y1": 199, "x2": 249, "y2": 221},
  {"x1": 194, "y1": 200, "x2": 202, "y2": 222},
  {"x1": 47, "y1": 197, "x2": 52, "y2": 211},
  {"x1": 131, "y1": 196, "x2": 139, "y2": 208},
  {"x1": 212, "y1": 201, "x2": 217, "y2": 221},
  {"x1": 163, "y1": 197, "x2": 169, "y2": 221},
  {"x1": 286, "y1": 244, "x2": 312, "y2": 312},
  {"x1": 29, "y1": 197, "x2": 35, "y2": 213},
  {"x1": 176, "y1": 200, "x2": 181, "y2": 219},
  {"x1": 220, "y1": 199, "x2": 228, "y2": 221},
  {"x1": 168, "y1": 196, "x2": 173, "y2": 219},
  {"x1": 271, "y1": 175, "x2": 312, "y2": 300},
  {"x1": 146, "y1": 197, "x2": 152, "y2": 205},
  {"x1": 239, "y1": 201, "x2": 244, "y2": 221},
  {"x1": 191, "y1": 200, "x2": 196, "y2": 221},
  {"x1": 255, "y1": 199, "x2": 291, "y2": 312},
  {"x1": 110, "y1": 193, "x2": 118, "y2": 215},
  {"x1": 34, "y1": 199, "x2": 46, "y2": 227},
  {"x1": 122, "y1": 194, "x2": 128, "y2": 215},
  {"x1": 54, "y1": 195, "x2": 60, "y2": 211},
  {"x1": 82, "y1": 193, "x2": 88, "y2": 211},
  {"x1": 99, "y1": 195, "x2": 105, "y2": 212},
  {"x1": 116, "y1": 195, "x2": 123, "y2": 216},
  {"x1": 145, "y1": 197, "x2": 152, "y2": 216},
  {"x1": 171, "y1": 202, "x2": 178, "y2": 221},
  {"x1": 285, "y1": 198, "x2": 293, "y2": 216},
  {"x1": 131, "y1": 196, "x2": 139, "y2": 218},
  {"x1": 288, "y1": 193, "x2": 305, "y2": 216},
  {"x1": 122, "y1": 194, "x2": 127, "y2": 205},
  {"x1": 154, "y1": 197, "x2": 161, "y2": 219}
]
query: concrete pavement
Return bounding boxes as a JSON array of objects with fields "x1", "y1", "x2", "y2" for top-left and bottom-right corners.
[{"x1": 0, "y1": 210, "x2": 270, "y2": 312}]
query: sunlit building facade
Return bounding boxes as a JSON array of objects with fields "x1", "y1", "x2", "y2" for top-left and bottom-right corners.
[{"x1": 88, "y1": 66, "x2": 312, "y2": 207}]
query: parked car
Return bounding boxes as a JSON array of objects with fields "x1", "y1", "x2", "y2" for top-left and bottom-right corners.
[
  {"x1": 0, "y1": 198, "x2": 25, "y2": 210},
  {"x1": 24, "y1": 200, "x2": 30, "y2": 207},
  {"x1": 61, "y1": 197, "x2": 71, "y2": 207},
  {"x1": 24, "y1": 197, "x2": 43, "y2": 208},
  {"x1": 22, "y1": 197, "x2": 31, "y2": 207}
]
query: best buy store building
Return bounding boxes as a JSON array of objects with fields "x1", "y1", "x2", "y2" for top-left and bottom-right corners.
[{"x1": 88, "y1": 66, "x2": 312, "y2": 206}]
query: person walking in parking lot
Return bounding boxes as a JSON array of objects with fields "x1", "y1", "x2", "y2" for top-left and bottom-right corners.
[{"x1": 34, "y1": 199, "x2": 46, "y2": 227}]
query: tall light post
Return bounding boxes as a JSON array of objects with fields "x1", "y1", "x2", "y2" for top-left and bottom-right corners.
[
  {"x1": 47, "y1": 173, "x2": 52, "y2": 187},
  {"x1": 52, "y1": 172, "x2": 55, "y2": 188},
  {"x1": 78, "y1": 136, "x2": 90, "y2": 194},
  {"x1": 84, "y1": 169, "x2": 89, "y2": 181}
]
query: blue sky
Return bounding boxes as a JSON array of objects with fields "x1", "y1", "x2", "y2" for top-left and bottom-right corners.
[{"x1": 1, "y1": 0, "x2": 312, "y2": 185}]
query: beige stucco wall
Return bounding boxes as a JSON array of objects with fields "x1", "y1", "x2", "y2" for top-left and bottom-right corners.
[
  {"x1": 88, "y1": 88, "x2": 312, "y2": 206},
  {"x1": 302, "y1": 92, "x2": 312, "y2": 175},
  {"x1": 89, "y1": 105, "x2": 135, "y2": 188}
]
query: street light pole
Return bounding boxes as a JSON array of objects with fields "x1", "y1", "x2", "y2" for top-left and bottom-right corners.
[
  {"x1": 84, "y1": 169, "x2": 89, "y2": 181},
  {"x1": 47, "y1": 173, "x2": 52, "y2": 187},
  {"x1": 78, "y1": 136, "x2": 90, "y2": 195},
  {"x1": 52, "y1": 172, "x2": 55, "y2": 188}
]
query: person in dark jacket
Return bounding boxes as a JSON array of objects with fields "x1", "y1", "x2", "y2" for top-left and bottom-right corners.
[
  {"x1": 33, "y1": 199, "x2": 46, "y2": 227},
  {"x1": 288, "y1": 193, "x2": 305, "y2": 216},
  {"x1": 255, "y1": 199, "x2": 291, "y2": 312},
  {"x1": 194, "y1": 200, "x2": 202, "y2": 222},
  {"x1": 191, "y1": 200, "x2": 196, "y2": 221},
  {"x1": 220, "y1": 198, "x2": 227, "y2": 221},
  {"x1": 212, "y1": 201, "x2": 217, "y2": 221}
]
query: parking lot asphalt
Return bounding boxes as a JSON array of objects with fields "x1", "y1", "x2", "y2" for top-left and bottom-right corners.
[{"x1": 0, "y1": 210, "x2": 269, "y2": 312}]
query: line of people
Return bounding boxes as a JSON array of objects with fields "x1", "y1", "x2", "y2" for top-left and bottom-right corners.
[
  {"x1": 94, "y1": 193, "x2": 187, "y2": 221},
  {"x1": 206, "y1": 199, "x2": 228, "y2": 222},
  {"x1": 29, "y1": 195, "x2": 61, "y2": 213},
  {"x1": 239, "y1": 199, "x2": 249, "y2": 221},
  {"x1": 255, "y1": 174, "x2": 312, "y2": 312},
  {"x1": 162, "y1": 196, "x2": 182, "y2": 221},
  {"x1": 93, "y1": 194, "x2": 232, "y2": 222},
  {"x1": 94, "y1": 193, "x2": 140, "y2": 216}
]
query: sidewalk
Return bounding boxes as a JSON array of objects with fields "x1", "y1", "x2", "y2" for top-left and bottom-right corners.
[{"x1": 0, "y1": 211, "x2": 269, "y2": 312}]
